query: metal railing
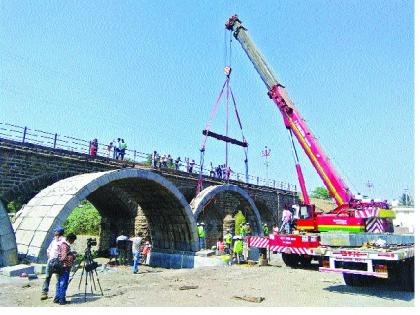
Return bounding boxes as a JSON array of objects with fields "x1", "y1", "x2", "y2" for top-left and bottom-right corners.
[{"x1": 0, "y1": 122, "x2": 297, "y2": 191}]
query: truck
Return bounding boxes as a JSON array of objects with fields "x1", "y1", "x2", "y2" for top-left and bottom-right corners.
[{"x1": 225, "y1": 15, "x2": 414, "y2": 291}]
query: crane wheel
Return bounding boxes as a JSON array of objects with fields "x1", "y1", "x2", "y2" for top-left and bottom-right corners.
[{"x1": 281, "y1": 253, "x2": 300, "y2": 268}]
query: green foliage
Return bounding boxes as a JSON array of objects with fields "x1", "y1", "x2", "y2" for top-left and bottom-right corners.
[
  {"x1": 310, "y1": 187, "x2": 331, "y2": 200},
  {"x1": 234, "y1": 210, "x2": 246, "y2": 235},
  {"x1": 7, "y1": 200, "x2": 23, "y2": 213},
  {"x1": 63, "y1": 200, "x2": 101, "y2": 236}
]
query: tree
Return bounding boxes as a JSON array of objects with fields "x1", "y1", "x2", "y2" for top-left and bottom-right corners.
[
  {"x1": 234, "y1": 210, "x2": 246, "y2": 235},
  {"x1": 6, "y1": 199, "x2": 23, "y2": 213},
  {"x1": 63, "y1": 200, "x2": 101, "y2": 235},
  {"x1": 310, "y1": 187, "x2": 331, "y2": 200}
]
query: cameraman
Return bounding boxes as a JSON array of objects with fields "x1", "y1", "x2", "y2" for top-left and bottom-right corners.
[
  {"x1": 54, "y1": 233, "x2": 77, "y2": 305},
  {"x1": 40, "y1": 227, "x2": 64, "y2": 301}
]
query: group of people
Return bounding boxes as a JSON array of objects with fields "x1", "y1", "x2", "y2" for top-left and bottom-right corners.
[
  {"x1": 209, "y1": 163, "x2": 232, "y2": 180},
  {"x1": 109, "y1": 231, "x2": 151, "y2": 274},
  {"x1": 107, "y1": 138, "x2": 128, "y2": 160},
  {"x1": 152, "y1": 151, "x2": 197, "y2": 173},
  {"x1": 90, "y1": 138, "x2": 128, "y2": 160},
  {"x1": 40, "y1": 228, "x2": 152, "y2": 305},
  {"x1": 40, "y1": 227, "x2": 77, "y2": 305}
]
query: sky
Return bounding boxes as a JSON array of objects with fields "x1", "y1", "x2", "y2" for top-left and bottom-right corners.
[{"x1": 0, "y1": 0, "x2": 414, "y2": 201}]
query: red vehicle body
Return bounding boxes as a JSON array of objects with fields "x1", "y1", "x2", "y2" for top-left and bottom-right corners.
[{"x1": 226, "y1": 15, "x2": 414, "y2": 291}]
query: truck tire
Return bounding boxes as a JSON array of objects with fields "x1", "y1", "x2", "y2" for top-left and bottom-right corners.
[
  {"x1": 299, "y1": 255, "x2": 312, "y2": 267},
  {"x1": 282, "y1": 253, "x2": 300, "y2": 267},
  {"x1": 399, "y1": 258, "x2": 414, "y2": 292}
]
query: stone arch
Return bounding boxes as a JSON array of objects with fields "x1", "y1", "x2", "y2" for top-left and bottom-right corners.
[
  {"x1": 0, "y1": 201, "x2": 17, "y2": 266},
  {"x1": 1, "y1": 171, "x2": 79, "y2": 206},
  {"x1": 14, "y1": 169, "x2": 198, "y2": 265},
  {"x1": 191, "y1": 185, "x2": 263, "y2": 242}
]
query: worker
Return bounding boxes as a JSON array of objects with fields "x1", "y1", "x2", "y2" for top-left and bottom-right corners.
[
  {"x1": 197, "y1": 222, "x2": 206, "y2": 250},
  {"x1": 263, "y1": 223, "x2": 269, "y2": 236},
  {"x1": 239, "y1": 223, "x2": 246, "y2": 237},
  {"x1": 233, "y1": 236, "x2": 243, "y2": 264},
  {"x1": 216, "y1": 238, "x2": 225, "y2": 255},
  {"x1": 280, "y1": 206, "x2": 292, "y2": 234},
  {"x1": 245, "y1": 222, "x2": 252, "y2": 236},
  {"x1": 224, "y1": 229, "x2": 233, "y2": 254}
]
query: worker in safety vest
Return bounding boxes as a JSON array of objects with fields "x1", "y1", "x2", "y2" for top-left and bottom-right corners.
[
  {"x1": 263, "y1": 223, "x2": 269, "y2": 236},
  {"x1": 233, "y1": 236, "x2": 243, "y2": 264},
  {"x1": 224, "y1": 229, "x2": 233, "y2": 254},
  {"x1": 197, "y1": 222, "x2": 206, "y2": 250},
  {"x1": 239, "y1": 223, "x2": 246, "y2": 237}
]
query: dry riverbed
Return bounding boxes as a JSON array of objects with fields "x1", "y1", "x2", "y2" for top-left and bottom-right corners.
[{"x1": 0, "y1": 255, "x2": 414, "y2": 307}]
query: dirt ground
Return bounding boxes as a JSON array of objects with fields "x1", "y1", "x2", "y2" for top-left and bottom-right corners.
[{"x1": 0, "y1": 255, "x2": 414, "y2": 307}]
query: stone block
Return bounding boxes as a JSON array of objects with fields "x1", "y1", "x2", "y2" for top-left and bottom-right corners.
[
  {"x1": 26, "y1": 246, "x2": 42, "y2": 260},
  {"x1": 15, "y1": 230, "x2": 35, "y2": 246},
  {"x1": 195, "y1": 249, "x2": 215, "y2": 257},
  {"x1": 1, "y1": 264, "x2": 34, "y2": 277},
  {"x1": 193, "y1": 256, "x2": 227, "y2": 268},
  {"x1": 320, "y1": 232, "x2": 364, "y2": 247},
  {"x1": 37, "y1": 217, "x2": 56, "y2": 232},
  {"x1": 18, "y1": 217, "x2": 43, "y2": 231},
  {"x1": 46, "y1": 204, "x2": 65, "y2": 217},
  {"x1": 31, "y1": 263, "x2": 47, "y2": 274},
  {"x1": 30, "y1": 231, "x2": 48, "y2": 248}
]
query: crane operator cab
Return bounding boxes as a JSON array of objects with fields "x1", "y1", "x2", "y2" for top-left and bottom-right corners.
[{"x1": 294, "y1": 203, "x2": 317, "y2": 232}]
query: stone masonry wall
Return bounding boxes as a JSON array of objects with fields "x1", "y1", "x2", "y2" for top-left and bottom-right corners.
[{"x1": 0, "y1": 138, "x2": 298, "y2": 229}]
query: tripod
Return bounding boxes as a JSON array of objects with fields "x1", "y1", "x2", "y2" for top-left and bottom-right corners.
[{"x1": 69, "y1": 245, "x2": 103, "y2": 301}]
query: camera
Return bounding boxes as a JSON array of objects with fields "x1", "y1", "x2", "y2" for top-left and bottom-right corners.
[{"x1": 87, "y1": 237, "x2": 97, "y2": 247}]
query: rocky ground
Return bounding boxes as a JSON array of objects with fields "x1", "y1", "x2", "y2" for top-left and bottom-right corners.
[{"x1": 0, "y1": 255, "x2": 414, "y2": 307}]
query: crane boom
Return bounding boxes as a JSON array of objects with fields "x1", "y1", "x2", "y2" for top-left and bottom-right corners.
[{"x1": 226, "y1": 15, "x2": 353, "y2": 206}]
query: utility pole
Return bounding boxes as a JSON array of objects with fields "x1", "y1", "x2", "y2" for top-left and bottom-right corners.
[
  {"x1": 261, "y1": 146, "x2": 271, "y2": 181},
  {"x1": 366, "y1": 180, "x2": 374, "y2": 198}
]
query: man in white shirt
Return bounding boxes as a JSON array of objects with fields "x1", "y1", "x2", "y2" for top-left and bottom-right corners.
[
  {"x1": 129, "y1": 232, "x2": 142, "y2": 274},
  {"x1": 40, "y1": 227, "x2": 64, "y2": 300}
]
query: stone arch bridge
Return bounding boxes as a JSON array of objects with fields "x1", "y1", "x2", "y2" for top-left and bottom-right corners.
[{"x1": 0, "y1": 138, "x2": 298, "y2": 267}]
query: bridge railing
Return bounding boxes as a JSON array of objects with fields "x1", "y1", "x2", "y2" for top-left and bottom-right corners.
[{"x1": 0, "y1": 122, "x2": 297, "y2": 192}]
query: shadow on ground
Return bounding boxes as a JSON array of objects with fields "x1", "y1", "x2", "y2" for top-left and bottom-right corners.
[
  {"x1": 70, "y1": 292, "x2": 102, "y2": 304},
  {"x1": 324, "y1": 284, "x2": 414, "y2": 302}
]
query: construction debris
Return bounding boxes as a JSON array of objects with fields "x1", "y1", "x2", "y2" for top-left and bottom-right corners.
[
  {"x1": 232, "y1": 295, "x2": 265, "y2": 303},
  {"x1": 179, "y1": 285, "x2": 199, "y2": 290}
]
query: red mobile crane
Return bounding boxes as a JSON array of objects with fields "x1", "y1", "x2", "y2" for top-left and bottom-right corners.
[{"x1": 225, "y1": 15, "x2": 414, "y2": 290}]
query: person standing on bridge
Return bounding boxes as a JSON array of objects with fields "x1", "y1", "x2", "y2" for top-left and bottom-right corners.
[
  {"x1": 115, "y1": 138, "x2": 121, "y2": 159},
  {"x1": 152, "y1": 151, "x2": 159, "y2": 168},
  {"x1": 175, "y1": 156, "x2": 181, "y2": 170},
  {"x1": 120, "y1": 139, "x2": 127, "y2": 160},
  {"x1": 40, "y1": 227, "x2": 65, "y2": 301},
  {"x1": 197, "y1": 222, "x2": 206, "y2": 250}
]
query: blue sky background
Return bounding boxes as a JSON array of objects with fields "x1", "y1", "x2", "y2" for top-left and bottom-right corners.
[{"x1": 0, "y1": 0, "x2": 414, "y2": 201}]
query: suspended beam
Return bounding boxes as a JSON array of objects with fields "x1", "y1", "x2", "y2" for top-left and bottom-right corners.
[{"x1": 202, "y1": 130, "x2": 248, "y2": 148}]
